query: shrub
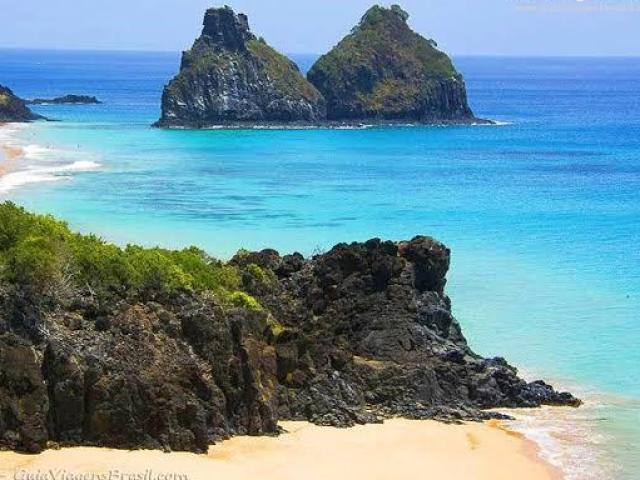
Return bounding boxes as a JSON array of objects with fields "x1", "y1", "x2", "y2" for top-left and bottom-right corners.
[
  {"x1": 167, "y1": 247, "x2": 241, "y2": 294},
  {"x1": 0, "y1": 202, "x2": 261, "y2": 308},
  {"x1": 4, "y1": 235, "x2": 65, "y2": 292},
  {"x1": 70, "y1": 234, "x2": 135, "y2": 295},
  {"x1": 245, "y1": 263, "x2": 276, "y2": 286},
  {"x1": 230, "y1": 291, "x2": 263, "y2": 312}
]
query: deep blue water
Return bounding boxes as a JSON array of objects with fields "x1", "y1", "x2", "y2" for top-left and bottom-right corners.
[{"x1": 1, "y1": 49, "x2": 639, "y2": 478}]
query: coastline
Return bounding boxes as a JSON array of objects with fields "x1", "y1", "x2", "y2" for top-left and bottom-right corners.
[
  {"x1": 0, "y1": 419, "x2": 560, "y2": 480},
  {"x1": 0, "y1": 122, "x2": 101, "y2": 194},
  {"x1": 0, "y1": 123, "x2": 24, "y2": 177},
  {"x1": 1, "y1": 140, "x2": 25, "y2": 175}
]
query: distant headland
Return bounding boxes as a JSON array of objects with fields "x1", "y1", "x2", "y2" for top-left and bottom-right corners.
[
  {"x1": 27, "y1": 94, "x2": 102, "y2": 105},
  {"x1": 0, "y1": 84, "x2": 44, "y2": 122},
  {"x1": 0, "y1": 88, "x2": 101, "y2": 123}
]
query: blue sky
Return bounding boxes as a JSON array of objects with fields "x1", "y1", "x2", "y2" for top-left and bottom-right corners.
[{"x1": 2, "y1": 0, "x2": 639, "y2": 55}]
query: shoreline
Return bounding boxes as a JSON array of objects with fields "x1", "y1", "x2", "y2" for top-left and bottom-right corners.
[
  {"x1": 0, "y1": 122, "x2": 101, "y2": 194},
  {"x1": 487, "y1": 419, "x2": 564, "y2": 480},
  {"x1": 0, "y1": 123, "x2": 25, "y2": 176},
  {"x1": 0, "y1": 419, "x2": 561, "y2": 480}
]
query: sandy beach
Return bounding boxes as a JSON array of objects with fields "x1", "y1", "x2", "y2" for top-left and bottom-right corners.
[
  {"x1": 0, "y1": 124, "x2": 24, "y2": 176},
  {"x1": 0, "y1": 419, "x2": 560, "y2": 480}
]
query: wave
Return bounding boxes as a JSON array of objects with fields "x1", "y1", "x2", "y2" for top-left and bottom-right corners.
[
  {"x1": 0, "y1": 160, "x2": 102, "y2": 194},
  {"x1": 504, "y1": 380, "x2": 625, "y2": 480},
  {"x1": 0, "y1": 124, "x2": 102, "y2": 194},
  {"x1": 23, "y1": 143, "x2": 56, "y2": 160},
  {"x1": 466, "y1": 119, "x2": 512, "y2": 126},
  {"x1": 0, "y1": 123, "x2": 29, "y2": 144}
]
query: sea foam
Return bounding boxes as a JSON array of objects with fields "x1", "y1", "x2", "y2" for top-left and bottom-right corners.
[
  {"x1": 504, "y1": 377, "x2": 621, "y2": 480},
  {"x1": 0, "y1": 124, "x2": 102, "y2": 194}
]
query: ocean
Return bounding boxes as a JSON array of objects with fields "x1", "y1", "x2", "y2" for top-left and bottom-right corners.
[{"x1": 1, "y1": 49, "x2": 639, "y2": 479}]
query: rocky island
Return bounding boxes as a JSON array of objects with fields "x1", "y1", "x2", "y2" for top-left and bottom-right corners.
[
  {"x1": 0, "y1": 85, "x2": 43, "y2": 122},
  {"x1": 0, "y1": 203, "x2": 578, "y2": 454},
  {"x1": 27, "y1": 95, "x2": 102, "y2": 105},
  {"x1": 156, "y1": 5, "x2": 485, "y2": 128},
  {"x1": 155, "y1": 6, "x2": 325, "y2": 128},
  {"x1": 307, "y1": 5, "x2": 481, "y2": 123}
]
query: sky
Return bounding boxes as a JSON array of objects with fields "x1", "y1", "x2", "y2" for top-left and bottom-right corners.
[{"x1": 1, "y1": 0, "x2": 639, "y2": 56}]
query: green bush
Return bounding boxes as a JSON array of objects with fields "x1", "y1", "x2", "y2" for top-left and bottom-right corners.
[
  {"x1": 70, "y1": 234, "x2": 135, "y2": 295},
  {"x1": 245, "y1": 263, "x2": 276, "y2": 286},
  {"x1": 4, "y1": 235, "x2": 65, "y2": 291},
  {"x1": 0, "y1": 202, "x2": 261, "y2": 309},
  {"x1": 230, "y1": 291, "x2": 263, "y2": 312}
]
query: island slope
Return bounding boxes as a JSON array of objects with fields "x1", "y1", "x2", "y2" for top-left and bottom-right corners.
[
  {"x1": 0, "y1": 85, "x2": 43, "y2": 122},
  {"x1": 307, "y1": 5, "x2": 482, "y2": 124}
]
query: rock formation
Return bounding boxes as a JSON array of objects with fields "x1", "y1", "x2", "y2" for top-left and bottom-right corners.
[
  {"x1": 307, "y1": 5, "x2": 482, "y2": 123},
  {"x1": 0, "y1": 205, "x2": 579, "y2": 454},
  {"x1": 0, "y1": 85, "x2": 43, "y2": 122},
  {"x1": 231, "y1": 237, "x2": 578, "y2": 426},
  {"x1": 0, "y1": 288, "x2": 278, "y2": 453},
  {"x1": 155, "y1": 7, "x2": 326, "y2": 127},
  {"x1": 27, "y1": 95, "x2": 102, "y2": 105}
]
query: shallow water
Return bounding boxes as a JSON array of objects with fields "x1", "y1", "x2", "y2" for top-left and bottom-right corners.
[{"x1": 1, "y1": 49, "x2": 639, "y2": 478}]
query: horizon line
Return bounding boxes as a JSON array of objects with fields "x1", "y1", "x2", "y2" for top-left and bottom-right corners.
[{"x1": 1, "y1": 46, "x2": 639, "y2": 59}]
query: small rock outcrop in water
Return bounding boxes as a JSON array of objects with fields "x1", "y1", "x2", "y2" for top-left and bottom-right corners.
[
  {"x1": 0, "y1": 205, "x2": 579, "y2": 454},
  {"x1": 0, "y1": 85, "x2": 44, "y2": 122},
  {"x1": 155, "y1": 6, "x2": 325, "y2": 127},
  {"x1": 27, "y1": 95, "x2": 102, "y2": 105},
  {"x1": 307, "y1": 5, "x2": 482, "y2": 123}
]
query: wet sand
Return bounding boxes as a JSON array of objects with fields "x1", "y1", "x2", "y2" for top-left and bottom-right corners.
[{"x1": 0, "y1": 419, "x2": 562, "y2": 480}]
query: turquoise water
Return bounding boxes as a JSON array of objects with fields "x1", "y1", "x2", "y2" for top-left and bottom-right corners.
[{"x1": 1, "y1": 49, "x2": 639, "y2": 478}]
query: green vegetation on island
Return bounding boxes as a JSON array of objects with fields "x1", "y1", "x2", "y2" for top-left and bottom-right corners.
[{"x1": 307, "y1": 4, "x2": 477, "y2": 122}]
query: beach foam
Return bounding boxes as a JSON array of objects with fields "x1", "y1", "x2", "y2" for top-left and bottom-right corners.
[
  {"x1": 505, "y1": 383, "x2": 622, "y2": 480},
  {"x1": 0, "y1": 124, "x2": 102, "y2": 194}
]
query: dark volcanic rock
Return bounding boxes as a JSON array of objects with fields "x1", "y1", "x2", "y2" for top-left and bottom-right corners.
[
  {"x1": 233, "y1": 236, "x2": 580, "y2": 426},
  {"x1": 307, "y1": 5, "x2": 483, "y2": 124},
  {"x1": 155, "y1": 6, "x2": 326, "y2": 128},
  {"x1": 0, "y1": 235, "x2": 579, "y2": 454},
  {"x1": 28, "y1": 95, "x2": 101, "y2": 105},
  {"x1": 0, "y1": 85, "x2": 44, "y2": 122},
  {"x1": 0, "y1": 294, "x2": 278, "y2": 453}
]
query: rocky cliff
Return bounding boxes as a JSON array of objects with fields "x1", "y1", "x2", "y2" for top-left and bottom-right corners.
[
  {"x1": 0, "y1": 85, "x2": 43, "y2": 122},
  {"x1": 155, "y1": 7, "x2": 326, "y2": 127},
  {"x1": 307, "y1": 5, "x2": 481, "y2": 123},
  {"x1": 0, "y1": 204, "x2": 578, "y2": 454}
]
